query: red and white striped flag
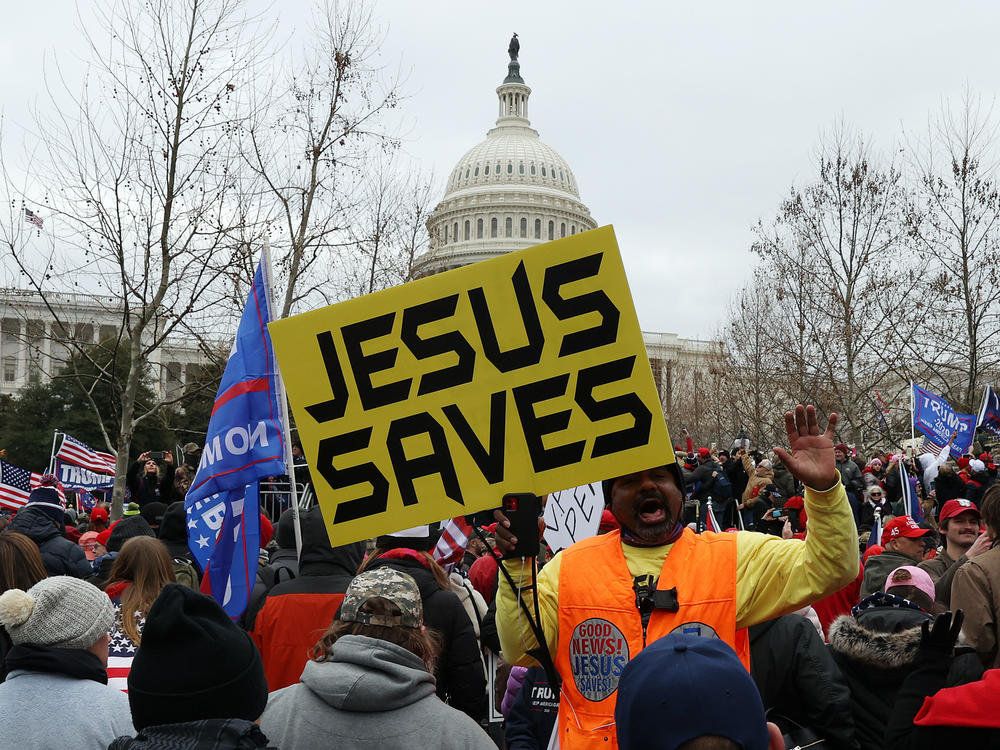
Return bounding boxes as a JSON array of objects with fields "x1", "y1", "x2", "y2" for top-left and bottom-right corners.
[
  {"x1": 56, "y1": 433, "x2": 117, "y2": 475},
  {"x1": 433, "y1": 516, "x2": 474, "y2": 568},
  {"x1": 0, "y1": 460, "x2": 65, "y2": 511},
  {"x1": 704, "y1": 502, "x2": 720, "y2": 533}
]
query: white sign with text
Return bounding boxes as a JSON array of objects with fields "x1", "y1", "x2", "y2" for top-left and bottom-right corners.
[{"x1": 543, "y1": 482, "x2": 604, "y2": 553}]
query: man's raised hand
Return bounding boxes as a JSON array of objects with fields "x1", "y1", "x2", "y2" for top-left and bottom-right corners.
[{"x1": 773, "y1": 405, "x2": 838, "y2": 491}]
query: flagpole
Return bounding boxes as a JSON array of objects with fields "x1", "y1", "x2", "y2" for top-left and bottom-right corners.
[
  {"x1": 909, "y1": 381, "x2": 916, "y2": 452},
  {"x1": 978, "y1": 386, "x2": 991, "y2": 427},
  {"x1": 48, "y1": 430, "x2": 60, "y2": 474},
  {"x1": 263, "y1": 239, "x2": 304, "y2": 562}
]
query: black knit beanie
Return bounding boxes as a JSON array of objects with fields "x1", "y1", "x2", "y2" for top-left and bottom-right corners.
[
  {"x1": 127, "y1": 583, "x2": 267, "y2": 730},
  {"x1": 140, "y1": 501, "x2": 167, "y2": 529},
  {"x1": 106, "y1": 515, "x2": 155, "y2": 553},
  {"x1": 25, "y1": 486, "x2": 66, "y2": 527},
  {"x1": 376, "y1": 526, "x2": 439, "y2": 552}
]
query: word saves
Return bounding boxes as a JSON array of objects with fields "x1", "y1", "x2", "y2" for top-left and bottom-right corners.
[{"x1": 306, "y1": 254, "x2": 653, "y2": 525}]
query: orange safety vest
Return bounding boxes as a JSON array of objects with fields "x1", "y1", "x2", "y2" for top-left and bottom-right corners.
[{"x1": 555, "y1": 527, "x2": 749, "y2": 749}]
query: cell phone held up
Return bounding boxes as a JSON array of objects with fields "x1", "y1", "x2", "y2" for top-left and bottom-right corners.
[
  {"x1": 501, "y1": 492, "x2": 542, "y2": 559},
  {"x1": 148, "y1": 451, "x2": 165, "y2": 461}
]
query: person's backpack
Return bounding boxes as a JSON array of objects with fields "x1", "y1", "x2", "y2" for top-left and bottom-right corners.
[
  {"x1": 449, "y1": 571, "x2": 490, "y2": 671},
  {"x1": 172, "y1": 557, "x2": 200, "y2": 589},
  {"x1": 259, "y1": 563, "x2": 296, "y2": 591},
  {"x1": 711, "y1": 468, "x2": 733, "y2": 500}
]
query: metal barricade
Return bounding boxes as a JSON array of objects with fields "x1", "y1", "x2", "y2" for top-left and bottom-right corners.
[{"x1": 258, "y1": 477, "x2": 314, "y2": 521}]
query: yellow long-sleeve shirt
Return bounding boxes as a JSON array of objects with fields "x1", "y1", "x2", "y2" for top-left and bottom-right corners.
[{"x1": 497, "y1": 478, "x2": 858, "y2": 666}]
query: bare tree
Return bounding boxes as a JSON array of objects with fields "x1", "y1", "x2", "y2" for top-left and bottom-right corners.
[
  {"x1": 1, "y1": 0, "x2": 261, "y2": 515},
  {"x1": 339, "y1": 156, "x2": 435, "y2": 297},
  {"x1": 244, "y1": 0, "x2": 405, "y2": 317},
  {"x1": 905, "y1": 91, "x2": 1000, "y2": 412},
  {"x1": 751, "y1": 126, "x2": 912, "y2": 449},
  {"x1": 719, "y1": 277, "x2": 789, "y2": 448}
]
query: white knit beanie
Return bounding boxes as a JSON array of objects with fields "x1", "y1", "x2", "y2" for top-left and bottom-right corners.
[{"x1": 0, "y1": 576, "x2": 113, "y2": 649}]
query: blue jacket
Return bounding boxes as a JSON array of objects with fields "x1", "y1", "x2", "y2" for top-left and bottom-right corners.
[{"x1": 505, "y1": 666, "x2": 558, "y2": 750}]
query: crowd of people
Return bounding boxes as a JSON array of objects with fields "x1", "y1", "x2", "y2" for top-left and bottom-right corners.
[{"x1": 1, "y1": 406, "x2": 999, "y2": 749}]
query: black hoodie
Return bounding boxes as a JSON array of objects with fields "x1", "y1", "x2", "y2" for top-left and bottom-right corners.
[
  {"x1": 158, "y1": 502, "x2": 197, "y2": 564},
  {"x1": 248, "y1": 507, "x2": 365, "y2": 691}
]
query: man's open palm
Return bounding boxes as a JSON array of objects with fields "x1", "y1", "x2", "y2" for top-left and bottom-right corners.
[{"x1": 773, "y1": 405, "x2": 838, "y2": 490}]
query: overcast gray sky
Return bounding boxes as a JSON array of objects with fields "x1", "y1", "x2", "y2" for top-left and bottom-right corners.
[{"x1": 3, "y1": 1, "x2": 997, "y2": 339}]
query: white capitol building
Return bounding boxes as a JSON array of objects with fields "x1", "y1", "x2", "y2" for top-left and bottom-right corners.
[{"x1": 413, "y1": 37, "x2": 720, "y2": 415}]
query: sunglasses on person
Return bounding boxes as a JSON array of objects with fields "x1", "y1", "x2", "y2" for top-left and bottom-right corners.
[{"x1": 870, "y1": 492, "x2": 883, "y2": 497}]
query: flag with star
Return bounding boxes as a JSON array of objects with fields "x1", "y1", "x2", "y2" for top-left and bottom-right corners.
[
  {"x1": 0, "y1": 459, "x2": 66, "y2": 511},
  {"x1": 107, "y1": 603, "x2": 143, "y2": 692},
  {"x1": 184, "y1": 254, "x2": 285, "y2": 618}
]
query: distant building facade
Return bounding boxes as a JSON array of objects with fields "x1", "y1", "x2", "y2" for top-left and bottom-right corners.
[{"x1": 0, "y1": 288, "x2": 208, "y2": 402}]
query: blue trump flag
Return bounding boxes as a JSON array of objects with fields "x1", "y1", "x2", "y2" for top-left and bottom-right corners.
[
  {"x1": 899, "y1": 458, "x2": 922, "y2": 523},
  {"x1": 978, "y1": 385, "x2": 1000, "y2": 439},
  {"x1": 185, "y1": 256, "x2": 286, "y2": 617},
  {"x1": 867, "y1": 514, "x2": 882, "y2": 551},
  {"x1": 911, "y1": 384, "x2": 976, "y2": 458}
]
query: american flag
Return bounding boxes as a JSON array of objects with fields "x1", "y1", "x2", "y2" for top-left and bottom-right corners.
[
  {"x1": 56, "y1": 433, "x2": 117, "y2": 475},
  {"x1": 0, "y1": 460, "x2": 64, "y2": 511},
  {"x1": 433, "y1": 516, "x2": 475, "y2": 569},
  {"x1": 24, "y1": 208, "x2": 43, "y2": 228},
  {"x1": 107, "y1": 602, "x2": 142, "y2": 692}
]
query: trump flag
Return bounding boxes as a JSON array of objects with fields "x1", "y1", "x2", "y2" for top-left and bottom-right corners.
[
  {"x1": 911, "y1": 384, "x2": 975, "y2": 458},
  {"x1": 185, "y1": 256, "x2": 286, "y2": 617},
  {"x1": 978, "y1": 385, "x2": 1000, "y2": 439}
]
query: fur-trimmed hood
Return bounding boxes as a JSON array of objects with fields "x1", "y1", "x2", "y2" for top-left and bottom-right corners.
[{"x1": 828, "y1": 613, "x2": 926, "y2": 669}]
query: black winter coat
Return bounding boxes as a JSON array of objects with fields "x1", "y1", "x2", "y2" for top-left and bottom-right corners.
[
  {"x1": 126, "y1": 460, "x2": 175, "y2": 508},
  {"x1": 965, "y1": 472, "x2": 994, "y2": 506},
  {"x1": 749, "y1": 614, "x2": 858, "y2": 750},
  {"x1": 933, "y1": 471, "x2": 967, "y2": 506},
  {"x1": 829, "y1": 599, "x2": 983, "y2": 750},
  {"x1": 724, "y1": 456, "x2": 750, "y2": 499},
  {"x1": 8, "y1": 506, "x2": 91, "y2": 578},
  {"x1": 859, "y1": 499, "x2": 891, "y2": 534},
  {"x1": 884, "y1": 649, "x2": 1000, "y2": 750},
  {"x1": 365, "y1": 555, "x2": 487, "y2": 721}
]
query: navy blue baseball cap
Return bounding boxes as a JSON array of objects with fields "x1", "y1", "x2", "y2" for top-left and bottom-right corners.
[{"x1": 614, "y1": 633, "x2": 768, "y2": 750}]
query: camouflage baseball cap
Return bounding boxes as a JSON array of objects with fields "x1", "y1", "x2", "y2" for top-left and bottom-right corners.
[{"x1": 339, "y1": 568, "x2": 423, "y2": 629}]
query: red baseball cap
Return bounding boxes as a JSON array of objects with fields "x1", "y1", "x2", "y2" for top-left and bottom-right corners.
[
  {"x1": 90, "y1": 506, "x2": 109, "y2": 523},
  {"x1": 881, "y1": 515, "x2": 931, "y2": 547},
  {"x1": 697, "y1": 447, "x2": 711, "y2": 458},
  {"x1": 939, "y1": 499, "x2": 981, "y2": 523}
]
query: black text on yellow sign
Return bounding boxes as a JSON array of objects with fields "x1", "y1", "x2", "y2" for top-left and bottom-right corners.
[{"x1": 269, "y1": 226, "x2": 673, "y2": 544}]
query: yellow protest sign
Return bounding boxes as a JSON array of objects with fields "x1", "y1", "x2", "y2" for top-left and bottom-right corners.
[{"x1": 269, "y1": 225, "x2": 673, "y2": 545}]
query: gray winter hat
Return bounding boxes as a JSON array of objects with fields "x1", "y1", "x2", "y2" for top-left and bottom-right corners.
[
  {"x1": 339, "y1": 568, "x2": 423, "y2": 629},
  {"x1": 0, "y1": 575, "x2": 113, "y2": 649}
]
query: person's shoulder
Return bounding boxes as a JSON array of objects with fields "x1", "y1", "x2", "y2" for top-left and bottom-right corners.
[
  {"x1": 964, "y1": 547, "x2": 1000, "y2": 574},
  {"x1": 422, "y1": 694, "x2": 496, "y2": 746}
]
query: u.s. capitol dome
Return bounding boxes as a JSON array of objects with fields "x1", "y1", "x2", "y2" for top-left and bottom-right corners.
[{"x1": 413, "y1": 37, "x2": 597, "y2": 277}]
